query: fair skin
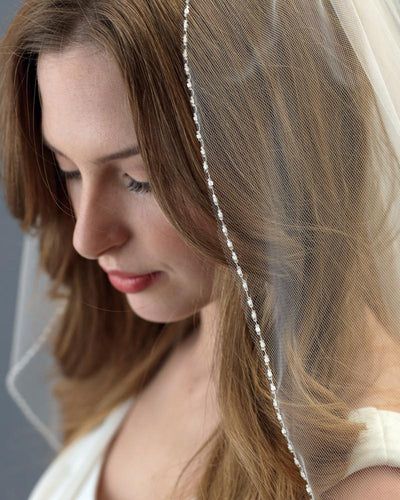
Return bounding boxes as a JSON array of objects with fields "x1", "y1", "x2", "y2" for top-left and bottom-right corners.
[
  {"x1": 37, "y1": 45, "x2": 220, "y2": 498},
  {"x1": 323, "y1": 466, "x2": 400, "y2": 499}
]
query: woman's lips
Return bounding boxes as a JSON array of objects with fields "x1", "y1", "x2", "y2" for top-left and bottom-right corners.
[{"x1": 107, "y1": 271, "x2": 162, "y2": 293}]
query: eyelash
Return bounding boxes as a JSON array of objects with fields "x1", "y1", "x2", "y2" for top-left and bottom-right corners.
[{"x1": 57, "y1": 169, "x2": 151, "y2": 194}]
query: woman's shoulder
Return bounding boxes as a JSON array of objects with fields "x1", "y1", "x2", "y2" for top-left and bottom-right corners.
[{"x1": 346, "y1": 406, "x2": 400, "y2": 477}]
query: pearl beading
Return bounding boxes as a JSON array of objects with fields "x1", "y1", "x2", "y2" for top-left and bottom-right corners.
[{"x1": 182, "y1": 1, "x2": 314, "y2": 497}]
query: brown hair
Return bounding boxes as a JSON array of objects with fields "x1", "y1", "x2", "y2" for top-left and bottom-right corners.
[{"x1": 1, "y1": 1, "x2": 399, "y2": 498}]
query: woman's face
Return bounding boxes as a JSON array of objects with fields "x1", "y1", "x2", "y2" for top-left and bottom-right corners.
[{"x1": 37, "y1": 45, "x2": 216, "y2": 323}]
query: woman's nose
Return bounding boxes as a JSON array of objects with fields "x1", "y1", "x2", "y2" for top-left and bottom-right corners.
[{"x1": 72, "y1": 183, "x2": 129, "y2": 260}]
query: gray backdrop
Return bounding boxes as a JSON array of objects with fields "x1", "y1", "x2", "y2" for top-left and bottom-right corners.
[{"x1": 1, "y1": 2, "x2": 54, "y2": 499}]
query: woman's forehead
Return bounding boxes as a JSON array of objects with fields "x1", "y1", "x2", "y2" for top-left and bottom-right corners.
[{"x1": 37, "y1": 47, "x2": 136, "y2": 164}]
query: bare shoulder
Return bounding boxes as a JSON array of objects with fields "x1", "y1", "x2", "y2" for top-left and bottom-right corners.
[
  {"x1": 360, "y1": 306, "x2": 400, "y2": 411},
  {"x1": 323, "y1": 466, "x2": 400, "y2": 499}
]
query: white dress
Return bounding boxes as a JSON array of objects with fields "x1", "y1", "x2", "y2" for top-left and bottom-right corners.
[{"x1": 28, "y1": 399, "x2": 400, "y2": 500}]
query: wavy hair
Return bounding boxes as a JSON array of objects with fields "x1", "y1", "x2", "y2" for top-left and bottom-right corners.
[{"x1": 1, "y1": 1, "x2": 399, "y2": 498}]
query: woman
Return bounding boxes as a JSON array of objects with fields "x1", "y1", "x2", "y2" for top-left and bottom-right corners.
[{"x1": 1, "y1": 0, "x2": 400, "y2": 498}]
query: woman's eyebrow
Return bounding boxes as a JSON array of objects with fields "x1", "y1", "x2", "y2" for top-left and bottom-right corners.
[{"x1": 42, "y1": 136, "x2": 141, "y2": 165}]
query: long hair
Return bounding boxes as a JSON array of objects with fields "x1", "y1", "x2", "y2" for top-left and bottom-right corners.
[{"x1": 1, "y1": 1, "x2": 397, "y2": 498}]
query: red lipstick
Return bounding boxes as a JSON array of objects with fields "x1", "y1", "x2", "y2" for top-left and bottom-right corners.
[{"x1": 107, "y1": 271, "x2": 162, "y2": 293}]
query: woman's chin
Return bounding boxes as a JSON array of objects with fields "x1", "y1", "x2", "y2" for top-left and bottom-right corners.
[{"x1": 126, "y1": 298, "x2": 195, "y2": 324}]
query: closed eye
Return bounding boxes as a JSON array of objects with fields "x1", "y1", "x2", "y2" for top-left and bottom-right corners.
[{"x1": 56, "y1": 168, "x2": 151, "y2": 194}]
